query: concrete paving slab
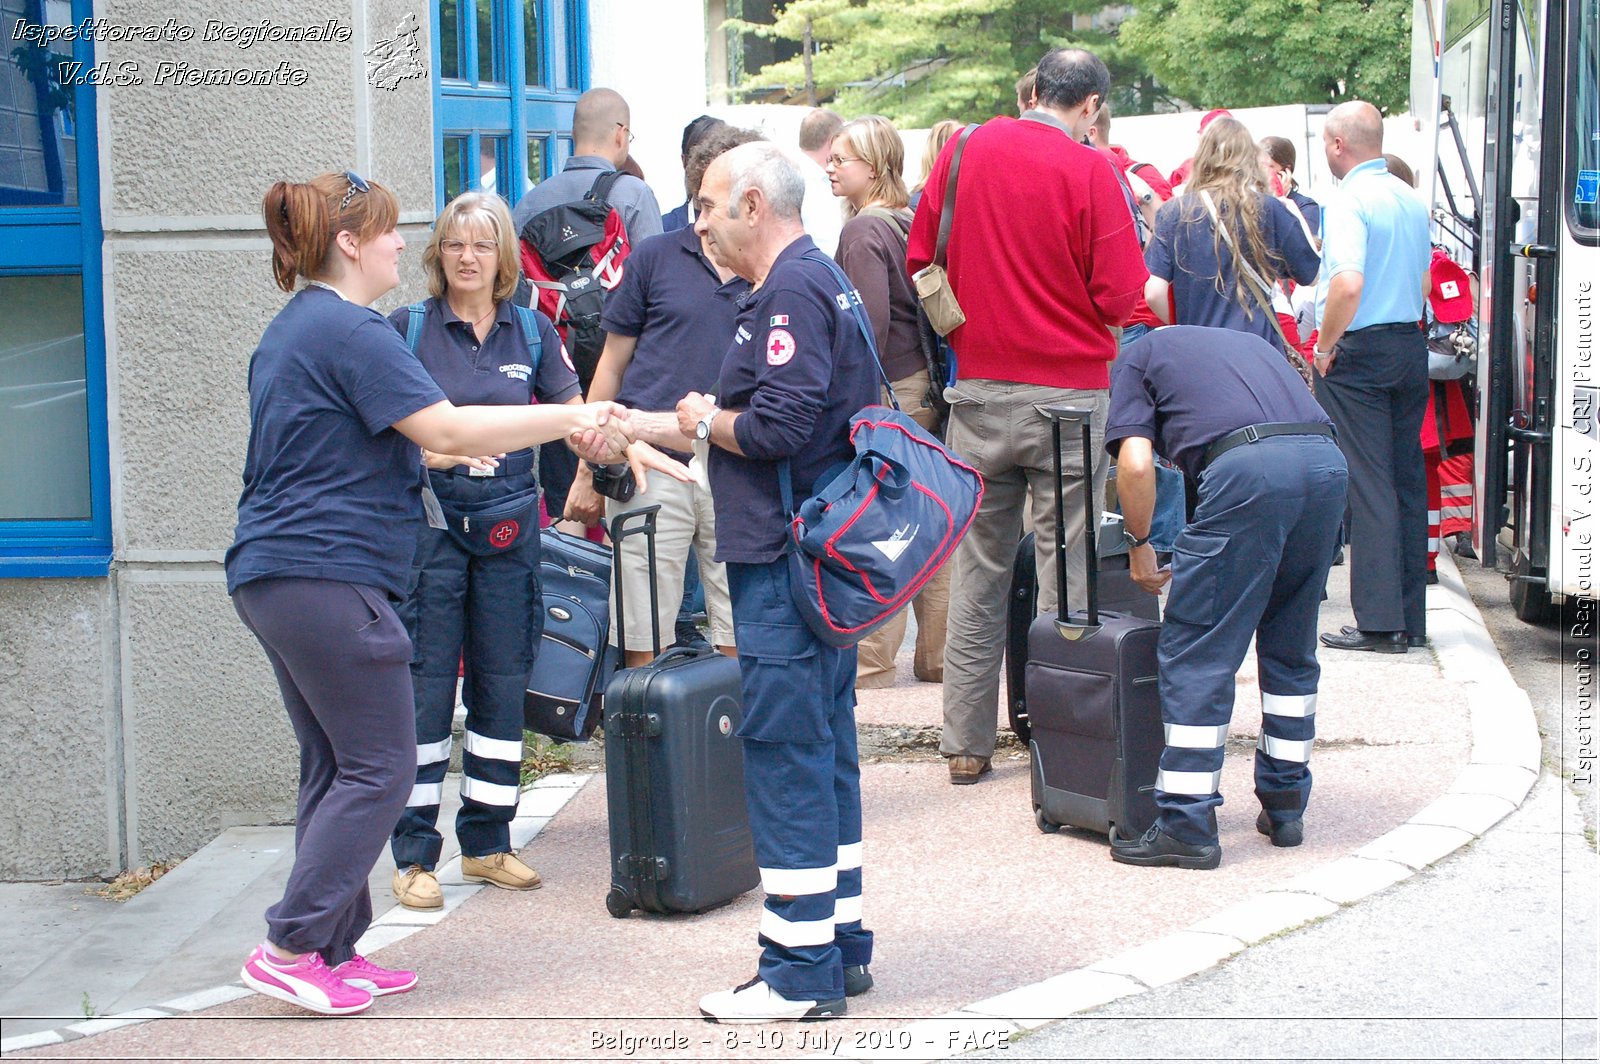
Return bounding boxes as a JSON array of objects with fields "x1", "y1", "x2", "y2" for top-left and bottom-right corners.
[
  {"x1": 1407, "y1": 791, "x2": 1518, "y2": 836},
  {"x1": 153, "y1": 985, "x2": 251, "y2": 1013},
  {"x1": 62, "y1": 1009, "x2": 171, "y2": 1038},
  {"x1": 961, "y1": 970, "x2": 1143, "y2": 1026},
  {"x1": 1276, "y1": 854, "x2": 1414, "y2": 903},
  {"x1": 1087, "y1": 930, "x2": 1246, "y2": 988},
  {"x1": 1447, "y1": 761, "x2": 1539, "y2": 804},
  {"x1": 1356, "y1": 821, "x2": 1476, "y2": 869},
  {"x1": 1186, "y1": 890, "x2": 1340, "y2": 944}
]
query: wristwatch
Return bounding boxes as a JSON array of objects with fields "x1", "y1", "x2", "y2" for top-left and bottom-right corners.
[
  {"x1": 695, "y1": 406, "x2": 721, "y2": 441},
  {"x1": 1123, "y1": 529, "x2": 1152, "y2": 549}
]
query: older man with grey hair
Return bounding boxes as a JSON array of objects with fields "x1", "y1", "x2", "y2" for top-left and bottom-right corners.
[{"x1": 656, "y1": 142, "x2": 880, "y2": 1023}]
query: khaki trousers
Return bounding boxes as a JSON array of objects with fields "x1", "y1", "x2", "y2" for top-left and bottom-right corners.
[
  {"x1": 938, "y1": 379, "x2": 1108, "y2": 759},
  {"x1": 855, "y1": 370, "x2": 951, "y2": 687}
]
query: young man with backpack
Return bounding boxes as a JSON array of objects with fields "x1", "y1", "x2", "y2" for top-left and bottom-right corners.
[{"x1": 511, "y1": 87, "x2": 663, "y2": 529}]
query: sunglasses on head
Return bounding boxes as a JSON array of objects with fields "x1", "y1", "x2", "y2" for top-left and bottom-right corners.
[{"x1": 340, "y1": 170, "x2": 370, "y2": 211}]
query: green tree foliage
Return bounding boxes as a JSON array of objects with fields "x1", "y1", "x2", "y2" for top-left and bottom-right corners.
[
  {"x1": 726, "y1": 0, "x2": 1172, "y2": 127},
  {"x1": 1120, "y1": 0, "x2": 1412, "y2": 112}
]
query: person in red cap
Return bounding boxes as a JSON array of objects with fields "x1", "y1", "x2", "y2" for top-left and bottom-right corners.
[{"x1": 1168, "y1": 108, "x2": 1233, "y2": 191}]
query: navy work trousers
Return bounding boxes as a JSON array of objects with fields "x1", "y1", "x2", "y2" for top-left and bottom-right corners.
[
  {"x1": 1314, "y1": 322, "x2": 1429, "y2": 636},
  {"x1": 1154, "y1": 435, "x2": 1349, "y2": 845},
  {"x1": 727, "y1": 559, "x2": 873, "y2": 1002},
  {"x1": 233, "y1": 577, "x2": 416, "y2": 965},
  {"x1": 391, "y1": 471, "x2": 544, "y2": 869}
]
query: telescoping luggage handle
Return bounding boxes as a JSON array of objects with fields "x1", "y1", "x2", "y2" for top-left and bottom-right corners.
[
  {"x1": 607, "y1": 505, "x2": 664, "y2": 659},
  {"x1": 1041, "y1": 405, "x2": 1101, "y2": 641}
]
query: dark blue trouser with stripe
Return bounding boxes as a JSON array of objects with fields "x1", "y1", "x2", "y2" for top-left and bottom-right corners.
[
  {"x1": 727, "y1": 559, "x2": 874, "y2": 1002},
  {"x1": 391, "y1": 471, "x2": 544, "y2": 869},
  {"x1": 1155, "y1": 435, "x2": 1349, "y2": 845}
]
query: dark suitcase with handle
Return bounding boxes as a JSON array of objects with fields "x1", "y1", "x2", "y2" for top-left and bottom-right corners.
[
  {"x1": 602, "y1": 507, "x2": 758, "y2": 917},
  {"x1": 1025, "y1": 407, "x2": 1164, "y2": 842},
  {"x1": 1005, "y1": 525, "x2": 1161, "y2": 746}
]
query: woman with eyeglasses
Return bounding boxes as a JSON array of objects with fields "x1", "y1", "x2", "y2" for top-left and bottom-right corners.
[
  {"x1": 826, "y1": 115, "x2": 950, "y2": 691},
  {"x1": 228, "y1": 172, "x2": 646, "y2": 1016}
]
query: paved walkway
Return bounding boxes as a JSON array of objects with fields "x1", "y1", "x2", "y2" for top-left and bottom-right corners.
[{"x1": 0, "y1": 553, "x2": 1539, "y2": 1062}]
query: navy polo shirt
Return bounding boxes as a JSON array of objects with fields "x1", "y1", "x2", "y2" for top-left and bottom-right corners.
[
  {"x1": 225, "y1": 286, "x2": 448, "y2": 598},
  {"x1": 601, "y1": 226, "x2": 748, "y2": 457},
  {"x1": 1145, "y1": 193, "x2": 1321, "y2": 350},
  {"x1": 385, "y1": 298, "x2": 580, "y2": 407},
  {"x1": 1104, "y1": 325, "x2": 1333, "y2": 482},
  {"x1": 711, "y1": 236, "x2": 880, "y2": 565}
]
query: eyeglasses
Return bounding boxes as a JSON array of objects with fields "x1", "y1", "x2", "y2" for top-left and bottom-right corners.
[
  {"x1": 340, "y1": 169, "x2": 370, "y2": 211},
  {"x1": 616, "y1": 122, "x2": 635, "y2": 145},
  {"x1": 440, "y1": 239, "x2": 498, "y2": 257},
  {"x1": 826, "y1": 154, "x2": 864, "y2": 168}
]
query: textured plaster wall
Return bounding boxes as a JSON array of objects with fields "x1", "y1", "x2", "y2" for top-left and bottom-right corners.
[
  {"x1": 120, "y1": 579, "x2": 296, "y2": 863},
  {"x1": 100, "y1": 1, "x2": 361, "y2": 221},
  {"x1": 0, "y1": 582, "x2": 118, "y2": 880},
  {"x1": 0, "y1": 3, "x2": 437, "y2": 874}
]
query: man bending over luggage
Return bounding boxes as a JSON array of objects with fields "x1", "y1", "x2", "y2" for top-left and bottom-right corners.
[
  {"x1": 589, "y1": 141, "x2": 880, "y2": 1022},
  {"x1": 1105, "y1": 326, "x2": 1348, "y2": 869}
]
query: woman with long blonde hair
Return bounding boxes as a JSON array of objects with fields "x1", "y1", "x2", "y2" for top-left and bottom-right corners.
[
  {"x1": 827, "y1": 115, "x2": 949, "y2": 690},
  {"x1": 911, "y1": 119, "x2": 962, "y2": 207},
  {"x1": 1144, "y1": 117, "x2": 1320, "y2": 351}
]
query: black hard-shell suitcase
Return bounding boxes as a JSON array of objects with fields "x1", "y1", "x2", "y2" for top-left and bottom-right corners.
[
  {"x1": 1025, "y1": 408, "x2": 1164, "y2": 842},
  {"x1": 525, "y1": 529, "x2": 616, "y2": 740},
  {"x1": 1005, "y1": 525, "x2": 1161, "y2": 745},
  {"x1": 602, "y1": 507, "x2": 758, "y2": 917}
]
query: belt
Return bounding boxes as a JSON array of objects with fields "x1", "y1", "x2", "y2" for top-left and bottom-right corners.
[
  {"x1": 1202, "y1": 422, "x2": 1334, "y2": 470},
  {"x1": 448, "y1": 448, "x2": 536, "y2": 478},
  {"x1": 1345, "y1": 321, "x2": 1421, "y2": 336}
]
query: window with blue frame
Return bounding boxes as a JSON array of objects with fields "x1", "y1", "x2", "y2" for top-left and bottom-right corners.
[
  {"x1": 433, "y1": 0, "x2": 589, "y2": 210},
  {"x1": 0, "y1": 0, "x2": 109, "y2": 576}
]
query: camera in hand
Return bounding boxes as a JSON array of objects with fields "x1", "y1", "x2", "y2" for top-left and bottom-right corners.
[{"x1": 589, "y1": 461, "x2": 636, "y2": 503}]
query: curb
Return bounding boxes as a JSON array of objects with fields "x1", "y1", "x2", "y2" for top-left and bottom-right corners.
[
  {"x1": 811, "y1": 548, "x2": 1543, "y2": 1063},
  {"x1": 0, "y1": 773, "x2": 595, "y2": 1056}
]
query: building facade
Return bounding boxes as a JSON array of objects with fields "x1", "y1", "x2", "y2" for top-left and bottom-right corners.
[{"x1": 0, "y1": 0, "x2": 708, "y2": 879}]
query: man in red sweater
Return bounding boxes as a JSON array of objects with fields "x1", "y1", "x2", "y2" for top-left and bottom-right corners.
[{"x1": 908, "y1": 47, "x2": 1147, "y2": 786}]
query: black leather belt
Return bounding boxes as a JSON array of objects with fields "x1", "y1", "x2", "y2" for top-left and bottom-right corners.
[
  {"x1": 1202, "y1": 422, "x2": 1334, "y2": 470},
  {"x1": 447, "y1": 448, "x2": 536, "y2": 478}
]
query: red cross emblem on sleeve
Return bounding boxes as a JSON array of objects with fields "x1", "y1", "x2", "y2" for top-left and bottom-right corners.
[{"x1": 766, "y1": 328, "x2": 796, "y2": 366}]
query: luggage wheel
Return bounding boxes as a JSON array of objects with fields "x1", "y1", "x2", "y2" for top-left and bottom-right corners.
[
  {"x1": 1034, "y1": 806, "x2": 1060, "y2": 834},
  {"x1": 604, "y1": 886, "x2": 633, "y2": 919}
]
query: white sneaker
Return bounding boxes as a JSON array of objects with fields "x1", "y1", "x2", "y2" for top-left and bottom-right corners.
[{"x1": 698, "y1": 976, "x2": 846, "y2": 1024}]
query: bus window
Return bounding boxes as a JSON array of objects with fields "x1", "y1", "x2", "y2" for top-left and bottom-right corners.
[{"x1": 1571, "y1": 0, "x2": 1599, "y2": 239}]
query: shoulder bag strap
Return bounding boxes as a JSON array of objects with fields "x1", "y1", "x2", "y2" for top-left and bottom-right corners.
[
  {"x1": 933, "y1": 124, "x2": 980, "y2": 268},
  {"x1": 403, "y1": 302, "x2": 426, "y2": 352},
  {"x1": 511, "y1": 304, "x2": 544, "y2": 377},
  {"x1": 1198, "y1": 190, "x2": 1296, "y2": 351},
  {"x1": 801, "y1": 248, "x2": 897, "y2": 407}
]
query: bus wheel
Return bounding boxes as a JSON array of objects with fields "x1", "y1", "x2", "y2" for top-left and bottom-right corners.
[{"x1": 1509, "y1": 551, "x2": 1554, "y2": 624}]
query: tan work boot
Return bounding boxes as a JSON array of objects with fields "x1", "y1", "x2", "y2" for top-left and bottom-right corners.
[
  {"x1": 392, "y1": 865, "x2": 442, "y2": 911},
  {"x1": 461, "y1": 852, "x2": 542, "y2": 890}
]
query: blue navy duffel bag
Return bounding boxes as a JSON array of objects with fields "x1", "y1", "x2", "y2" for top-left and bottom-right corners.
[{"x1": 781, "y1": 252, "x2": 984, "y2": 648}]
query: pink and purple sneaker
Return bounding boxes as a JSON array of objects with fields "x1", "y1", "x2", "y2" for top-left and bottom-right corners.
[
  {"x1": 239, "y1": 944, "x2": 372, "y2": 1015},
  {"x1": 330, "y1": 953, "x2": 418, "y2": 996}
]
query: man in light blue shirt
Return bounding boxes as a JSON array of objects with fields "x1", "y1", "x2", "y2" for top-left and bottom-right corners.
[{"x1": 1311, "y1": 101, "x2": 1432, "y2": 654}]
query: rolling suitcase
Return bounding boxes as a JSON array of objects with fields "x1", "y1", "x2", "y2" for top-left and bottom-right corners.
[
  {"x1": 524, "y1": 529, "x2": 616, "y2": 741},
  {"x1": 1026, "y1": 407, "x2": 1164, "y2": 843},
  {"x1": 1005, "y1": 521, "x2": 1161, "y2": 746},
  {"x1": 602, "y1": 507, "x2": 758, "y2": 917}
]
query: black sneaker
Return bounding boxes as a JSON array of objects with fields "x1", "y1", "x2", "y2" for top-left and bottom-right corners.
[
  {"x1": 1110, "y1": 824, "x2": 1221, "y2": 870},
  {"x1": 1255, "y1": 810, "x2": 1304, "y2": 848},
  {"x1": 843, "y1": 964, "x2": 873, "y2": 997}
]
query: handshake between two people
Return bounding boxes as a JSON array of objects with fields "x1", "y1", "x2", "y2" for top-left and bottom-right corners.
[{"x1": 561, "y1": 392, "x2": 722, "y2": 525}]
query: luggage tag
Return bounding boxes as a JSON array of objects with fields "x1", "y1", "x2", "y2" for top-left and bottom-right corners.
[{"x1": 420, "y1": 483, "x2": 447, "y2": 529}]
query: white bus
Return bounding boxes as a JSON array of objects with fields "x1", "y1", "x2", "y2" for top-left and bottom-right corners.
[{"x1": 1415, "y1": 0, "x2": 1599, "y2": 621}]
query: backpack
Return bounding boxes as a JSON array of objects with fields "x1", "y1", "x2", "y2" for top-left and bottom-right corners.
[
  {"x1": 517, "y1": 170, "x2": 630, "y2": 393},
  {"x1": 403, "y1": 301, "x2": 544, "y2": 376}
]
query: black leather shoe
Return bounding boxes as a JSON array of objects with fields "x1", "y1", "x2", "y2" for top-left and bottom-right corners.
[
  {"x1": 1425, "y1": 570, "x2": 1439, "y2": 585},
  {"x1": 843, "y1": 964, "x2": 872, "y2": 997},
  {"x1": 1331, "y1": 546, "x2": 1345, "y2": 566},
  {"x1": 1110, "y1": 825, "x2": 1221, "y2": 870},
  {"x1": 1319, "y1": 629, "x2": 1407, "y2": 653},
  {"x1": 1339, "y1": 624, "x2": 1426, "y2": 649},
  {"x1": 1255, "y1": 810, "x2": 1304, "y2": 848}
]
